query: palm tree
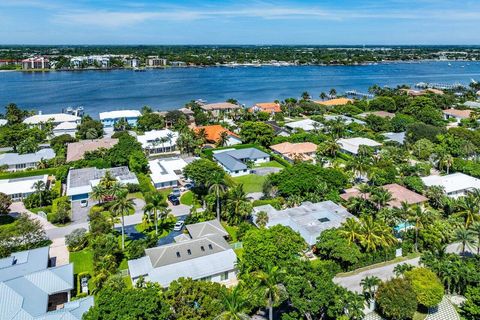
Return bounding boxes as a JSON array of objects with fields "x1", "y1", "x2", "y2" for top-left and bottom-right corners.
[
  {"x1": 217, "y1": 131, "x2": 229, "y2": 147},
  {"x1": 32, "y1": 180, "x2": 46, "y2": 206},
  {"x1": 143, "y1": 192, "x2": 167, "y2": 236},
  {"x1": 196, "y1": 128, "x2": 208, "y2": 145},
  {"x1": 100, "y1": 171, "x2": 117, "y2": 189},
  {"x1": 322, "y1": 138, "x2": 340, "y2": 158},
  {"x1": 166, "y1": 132, "x2": 174, "y2": 152},
  {"x1": 319, "y1": 92, "x2": 327, "y2": 100},
  {"x1": 110, "y1": 191, "x2": 135, "y2": 250},
  {"x1": 454, "y1": 227, "x2": 475, "y2": 256},
  {"x1": 470, "y1": 221, "x2": 480, "y2": 255},
  {"x1": 441, "y1": 154, "x2": 454, "y2": 174},
  {"x1": 37, "y1": 158, "x2": 48, "y2": 169},
  {"x1": 254, "y1": 265, "x2": 285, "y2": 320},
  {"x1": 109, "y1": 182, "x2": 127, "y2": 200},
  {"x1": 301, "y1": 91, "x2": 310, "y2": 100},
  {"x1": 329, "y1": 88, "x2": 337, "y2": 98},
  {"x1": 91, "y1": 185, "x2": 107, "y2": 204},
  {"x1": 359, "y1": 215, "x2": 396, "y2": 252},
  {"x1": 209, "y1": 172, "x2": 227, "y2": 221},
  {"x1": 393, "y1": 263, "x2": 414, "y2": 277},
  {"x1": 425, "y1": 186, "x2": 445, "y2": 209},
  {"x1": 226, "y1": 184, "x2": 251, "y2": 224},
  {"x1": 360, "y1": 276, "x2": 380, "y2": 302},
  {"x1": 409, "y1": 206, "x2": 430, "y2": 252},
  {"x1": 370, "y1": 187, "x2": 393, "y2": 210},
  {"x1": 339, "y1": 218, "x2": 362, "y2": 245},
  {"x1": 255, "y1": 211, "x2": 269, "y2": 228},
  {"x1": 455, "y1": 194, "x2": 480, "y2": 228},
  {"x1": 393, "y1": 201, "x2": 411, "y2": 235},
  {"x1": 216, "y1": 286, "x2": 250, "y2": 320}
]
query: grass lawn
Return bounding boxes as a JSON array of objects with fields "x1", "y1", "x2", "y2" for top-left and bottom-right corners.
[
  {"x1": 255, "y1": 160, "x2": 285, "y2": 169},
  {"x1": 233, "y1": 174, "x2": 266, "y2": 193},
  {"x1": 180, "y1": 191, "x2": 201, "y2": 208},
  {"x1": 70, "y1": 249, "x2": 94, "y2": 275},
  {"x1": 413, "y1": 311, "x2": 427, "y2": 320},
  {"x1": 128, "y1": 192, "x2": 144, "y2": 200},
  {"x1": 222, "y1": 222, "x2": 239, "y2": 242}
]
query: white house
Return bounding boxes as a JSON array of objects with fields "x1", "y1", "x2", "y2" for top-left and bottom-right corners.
[
  {"x1": 23, "y1": 113, "x2": 80, "y2": 137},
  {"x1": 212, "y1": 148, "x2": 270, "y2": 177},
  {"x1": 0, "y1": 174, "x2": 48, "y2": 201},
  {"x1": 285, "y1": 119, "x2": 322, "y2": 132},
  {"x1": 252, "y1": 201, "x2": 355, "y2": 246},
  {"x1": 149, "y1": 157, "x2": 188, "y2": 189},
  {"x1": 135, "y1": 129, "x2": 179, "y2": 155},
  {"x1": 99, "y1": 110, "x2": 141, "y2": 130},
  {"x1": 0, "y1": 148, "x2": 55, "y2": 172},
  {"x1": 421, "y1": 173, "x2": 480, "y2": 198},
  {"x1": 337, "y1": 137, "x2": 382, "y2": 155},
  {"x1": 0, "y1": 119, "x2": 7, "y2": 126},
  {"x1": 443, "y1": 109, "x2": 473, "y2": 124},
  {"x1": 128, "y1": 220, "x2": 237, "y2": 287}
]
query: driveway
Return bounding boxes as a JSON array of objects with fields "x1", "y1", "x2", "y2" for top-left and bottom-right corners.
[
  {"x1": 9, "y1": 202, "x2": 55, "y2": 230},
  {"x1": 333, "y1": 257, "x2": 420, "y2": 293},
  {"x1": 157, "y1": 215, "x2": 188, "y2": 246},
  {"x1": 251, "y1": 167, "x2": 282, "y2": 176},
  {"x1": 71, "y1": 198, "x2": 96, "y2": 224},
  {"x1": 169, "y1": 204, "x2": 193, "y2": 217}
]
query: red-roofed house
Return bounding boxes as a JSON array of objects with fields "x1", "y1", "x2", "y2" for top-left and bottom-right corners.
[
  {"x1": 195, "y1": 125, "x2": 241, "y2": 146},
  {"x1": 249, "y1": 102, "x2": 282, "y2": 114}
]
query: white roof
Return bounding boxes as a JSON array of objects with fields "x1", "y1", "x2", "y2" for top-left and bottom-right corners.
[
  {"x1": 464, "y1": 101, "x2": 480, "y2": 108},
  {"x1": 136, "y1": 130, "x2": 178, "y2": 149},
  {"x1": 285, "y1": 119, "x2": 321, "y2": 131},
  {"x1": 23, "y1": 114, "x2": 80, "y2": 125},
  {"x1": 99, "y1": 110, "x2": 141, "y2": 120},
  {"x1": 148, "y1": 249, "x2": 236, "y2": 287},
  {"x1": 421, "y1": 173, "x2": 480, "y2": 194},
  {"x1": 0, "y1": 175, "x2": 48, "y2": 196},
  {"x1": 0, "y1": 149, "x2": 55, "y2": 166},
  {"x1": 0, "y1": 119, "x2": 7, "y2": 126},
  {"x1": 53, "y1": 122, "x2": 77, "y2": 131},
  {"x1": 149, "y1": 157, "x2": 187, "y2": 185},
  {"x1": 338, "y1": 137, "x2": 381, "y2": 154}
]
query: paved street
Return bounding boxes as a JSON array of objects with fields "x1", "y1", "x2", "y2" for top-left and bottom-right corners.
[
  {"x1": 10, "y1": 202, "x2": 55, "y2": 230},
  {"x1": 333, "y1": 257, "x2": 421, "y2": 293}
]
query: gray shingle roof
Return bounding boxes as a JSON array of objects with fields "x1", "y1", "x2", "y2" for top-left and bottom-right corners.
[
  {"x1": 68, "y1": 166, "x2": 137, "y2": 188},
  {"x1": 186, "y1": 219, "x2": 229, "y2": 239},
  {"x1": 0, "y1": 149, "x2": 55, "y2": 166},
  {"x1": 213, "y1": 148, "x2": 269, "y2": 172}
]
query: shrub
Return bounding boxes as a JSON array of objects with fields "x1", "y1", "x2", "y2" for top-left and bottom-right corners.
[
  {"x1": 376, "y1": 278, "x2": 418, "y2": 320},
  {"x1": 137, "y1": 173, "x2": 155, "y2": 195},
  {"x1": 66, "y1": 228, "x2": 88, "y2": 252},
  {"x1": 126, "y1": 183, "x2": 141, "y2": 193},
  {"x1": 50, "y1": 196, "x2": 71, "y2": 224},
  {"x1": 405, "y1": 267, "x2": 444, "y2": 308},
  {"x1": 125, "y1": 239, "x2": 147, "y2": 260}
]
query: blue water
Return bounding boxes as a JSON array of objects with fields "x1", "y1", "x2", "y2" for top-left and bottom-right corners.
[{"x1": 1, "y1": 61, "x2": 480, "y2": 117}]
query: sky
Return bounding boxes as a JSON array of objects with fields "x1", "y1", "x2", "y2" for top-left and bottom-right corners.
[{"x1": 2, "y1": 0, "x2": 480, "y2": 45}]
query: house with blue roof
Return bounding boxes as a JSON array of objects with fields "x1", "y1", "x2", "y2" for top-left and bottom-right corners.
[
  {"x1": 212, "y1": 147, "x2": 270, "y2": 177},
  {"x1": 0, "y1": 246, "x2": 93, "y2": 319}
]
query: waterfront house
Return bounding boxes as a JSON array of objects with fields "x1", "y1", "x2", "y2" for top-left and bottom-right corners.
[
  {"x1": 421, "y1": 173, "x2": 480, "y2": 198},
  {"x1": 0, "y1": 148, "x2": 55, "y2": 172},
  {"x1": 0, "y1": 175, "x2": 48, "y2": 201},
  {"x1": 0, "y1": 246, "x2": 93, "y2": 319},
  {"x1": 200, "y1": 102, "x2": 241, "y2": 117},
  {"x1": 213, "y1": 148, "x2": 270, "y2": 177},
  {"x1": 149, "y1": 157, "x2": 188, "y2": 189},
  {"x1": 194, "y1": 125, "x2": 241, "y2": 146},
  {"x1": 340, "y1": 183, "x2": 428, "y2": 208},
  {"x1": 382, "y1": 132, "x2": 406, "y2": 145},
  {"x1": 270, "y1": 142, "x2": 317, "y2": 163},
  {"x1": 324, "y1": 114, "x2": 366, "y2": 125},
  {"x1": 249, "y1": 102, "x2": 282, "y2": 114},
  {"x1": 135, "y1": 129, "x2": 179, "y2": 155},
  {"x1": 99, "y1": 110, "x2": 141, "y2": 130},
  {"x1": 314, "y1": 98, "x2": 353, "y2": 106},
  {"x1": 66, "y1": 138, "x2": 118, "y2": 162},
  {"x1": 23, "y1": 113, "x2": 81, "y2": 137},
  {"x1": 128, "y1": 219, "x2": 237, "y2": 287},
  {"x1": 285, "y1": 119, "x2": 322, "y2": 132},
  {"x1": 21, "y1": 57, "x2": 49, "y2": 69},
  {"x1": 66, "y1": 166, "x2": 138, "y2": 201},
  {"x1": 146, "y1": 56, "x2": 167, "y2": 67},
  {"x1": 252, "y1": 201, "x2": 355, "y2": 246}
]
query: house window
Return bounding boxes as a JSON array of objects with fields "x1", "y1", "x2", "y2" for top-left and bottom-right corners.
[
  {"x1": 176, "y1": 252, "x2": 181, "y2": 258},
  {"x1": 220, "y1": 271, "x2": 229, "y2": 281},
  {"x1": 201, "y1": 246, "x2": 205, "y2": 251},
  {"x1": 208, "y1": 244, "x2": 213, "y2": 250},
  {"x1": 187, "y1": 249, "x2": 191, "y2": 255}
]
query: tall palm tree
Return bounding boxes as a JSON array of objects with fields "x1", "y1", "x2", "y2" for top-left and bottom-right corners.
[
  {"x1": 100, "y1": 170, "x2": 117, "y2": 189},
  {"x1": 454, "y1": 227, "x2": 475, "y2": 256},
  {"x1": 370, "y1": 187, "x2": 393, "y2": 210},
  {"x1": 143, "y1": 192, "x2": 167, "y2": 236},
  {"x1": 91, "y1": 184, "x2": 107, "y2": 204},
  {"x1": 359, "y1": 215, "x2": 396, "y2": 252},
  {"x1": 339, "y1": 218, "x2": 362, "y2": 245},
  {"x1": 360, "y1": 276, "x2": 381, "y2": 302},
  {"x1": 226, "y1": 184, "x2": 251, "y2": 224},
  {"x1": 216, "y1": 286, "x2": 250, "y2": 320},
  {"x1": 209, "y1": 172, "x2": 227, "y2": 221},
  {"x1": 166, "y1": 132, "x2": 174, "y2": 151},
  {"x1": 217, "y1": 131, "x2": 229, "y2": 147},
  {"x1": 455, "y1": 194, "x2": 480, "y2": 228},
  {"x1": 254, "y1": 265, "x2": 285, "y2": 320},
  {"x1": 441, "y1": 154, "x2": 454, "y2": 174},
  {"x1": 110, "y1": 191, "x2": 135, "y2": 250},
  {"x1": 409, "y1": 206, "x2": 430, "y2": 252},
  {"x1": 393, "y1": 263, "x2": 414, "y2": 277},
  {"x1": 322, "y1": 137, "x2": 340, "y2": 158},
  {"x1": 393, "y1": 201, "x2": 411, "y2": 235},
  {"x1": 32, "y1": 180, "x2": 46, "y2": 206},
  {"x1": 329, "y1": 88, "x2": 337, "y2": 98},
  {"x1": 255, "y1": 211, "x2": 269, "y2": 228},
  {"x1": 301, "y1": 91, "x2": 310, "y2": 100},
  {"x1": 196, "y1": 128, "x2": 208, "y2": 145},
  {"x1": 470, "y1": 221, "x2": 480, "y2": 255},
  {"x1": 319, "y1": 92, "x2": 327, "y2": 100}
]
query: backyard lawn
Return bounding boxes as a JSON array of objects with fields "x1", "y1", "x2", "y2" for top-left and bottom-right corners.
[
  {"x1": 70, "y1": 248, "x2": 94, "y2": 274},
  {"x1": 180, "y1": 191, "x2": 194, "y2": 206},
  {"x1": 233, "y1": 174, "x2": 266, "y2": 193},
  {"x1": 255, "y1": 160, "x2": 285, "y2": 169}
]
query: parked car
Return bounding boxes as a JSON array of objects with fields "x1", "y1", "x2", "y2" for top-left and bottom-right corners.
[
  {"x1": 80, "y1": 199, "x2": 88, "y2": 207},
  {"x1": 184, "y1": 183, "x2": 194, "y2": 190},
  {"x1": 173, "y1": 220, "x2": 184, "y2": 231},
  {"x1": 168, "y1": 194, "x2": 180, "y2": 206},
  {"x1": 80, "y1": 276, "x2": 89, "y2": 294},
  {"x1": 171, "y1": 187, "x2": 181, "y2": 197}
]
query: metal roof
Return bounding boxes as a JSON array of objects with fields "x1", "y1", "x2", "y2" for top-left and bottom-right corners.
[
  {"x1": 0, "y1": 149, "x2": 55, "y2": 166},
  {"x1": 213, "y1": 148, "x2": 269, "y2": 172},
  {"x1": 186, "y1": 219, "x2": 229, "y2": 239}
]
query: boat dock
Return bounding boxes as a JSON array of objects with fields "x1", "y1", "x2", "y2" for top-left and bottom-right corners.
[{"x1": 345, "y1": 90, "x2": 374, "y2": 99}]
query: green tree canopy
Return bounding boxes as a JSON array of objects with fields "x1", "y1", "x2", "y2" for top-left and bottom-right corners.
[
  {"x1": 240, "y1": 121, "x2": 275, "y2": 146},
  {"x1": 376, "y1": 277, "x2": 418, "y2": 320},
  {"x1": 405, "y1": 267, "x2": 444, "y2": 308}
]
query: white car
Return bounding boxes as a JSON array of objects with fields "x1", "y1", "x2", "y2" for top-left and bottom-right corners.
[
  {"x1": 80, "y1": 199, "x2": 88, "y2": 207},
  {"x1": 173, "y1": 220, "x2": 184, "y2": 231}
]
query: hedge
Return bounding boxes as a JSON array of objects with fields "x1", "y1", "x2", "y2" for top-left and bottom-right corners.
[
  {"x1": 0, "y1": 168, "x2": 57, "y2": 180},
  {"x1": 252, "y1": 198, "x2": 284, "y2": 209},
  {"x1": 137, "y1": 173, "x2": 156, "y2": 195}
]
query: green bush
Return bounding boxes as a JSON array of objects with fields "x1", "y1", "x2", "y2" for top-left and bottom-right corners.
[
  {"x1": 76, "y1": 272, "x2": 91, "y2": 296},
  {"x1": 137, "y1": 173, "x2": 155, "y2": 195},
  {"x1": 405, "y1": 267, "x2": 444, "y2": 308},
  {"x1": 50, "y1": 196, "x2": 71, "y2": 224},
  {"x1": 377, "y1": 277, "x2": 418, "y2": 320},
  {"x1": 0, "y1": 168, "x2": 56, "y2": 180},
  {"x1": 252, "y1": 198, "x2": 283, "y2": 209}
]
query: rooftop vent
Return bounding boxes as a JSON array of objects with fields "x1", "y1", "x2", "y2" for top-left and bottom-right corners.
[{"x1": 318, "y1": 217, "x2": 330, "y2": 223}]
